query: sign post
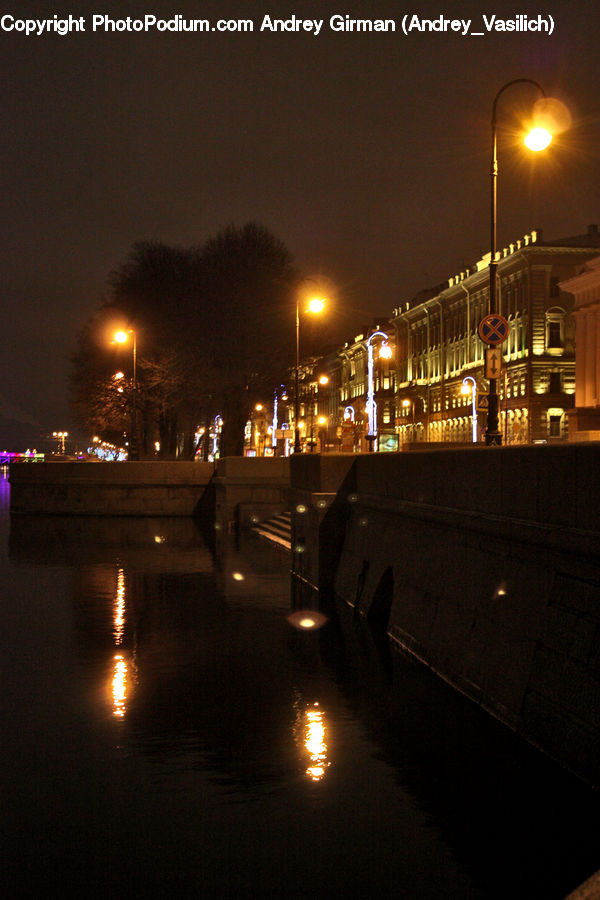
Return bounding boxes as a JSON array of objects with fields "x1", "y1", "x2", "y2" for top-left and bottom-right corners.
[{"x1": 478, "y1": 314, "x2": 508, "y2": 445}]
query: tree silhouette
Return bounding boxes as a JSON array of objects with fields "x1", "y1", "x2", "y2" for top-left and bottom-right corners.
[
  {"x1": 197, "y1": 222, "x2": 297, "y2": 455},
  {"x1": 70, "y1": 225, "x2": 300, "y2": 457}
]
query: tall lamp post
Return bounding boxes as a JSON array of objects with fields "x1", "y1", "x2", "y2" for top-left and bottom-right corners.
[
  {"x1": 365, "y1": 331, "x2": 391, "y2": 452},
  {"x1": 486, "y1": 79, "x2": 552, "y2": 445},
  {"x1": 295, "y1": 285, "x2": 326, "y2": 453},
  {"x1": 461, "y1": 376, "x2": 478, "y2": 443},
  {"x1": 113, "y1": 329, "x2": 138, "y2": 460}
]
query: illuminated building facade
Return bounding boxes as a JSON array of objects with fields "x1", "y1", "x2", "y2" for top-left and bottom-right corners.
[
  {"x1": 326, "y1": 323, "x2": 397, "y2": 452},
  {"x1": 318, "y1": 226, "x2": 600, "y2": 448},
  {"x1": 559, "y1": 253, "x2": 600, "y2": 439}
]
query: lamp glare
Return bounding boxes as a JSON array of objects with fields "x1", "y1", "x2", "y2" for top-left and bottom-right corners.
[
  {"x1": 308, "y1": 298, "x2": 325, "y2": 314},
  {"x1": 524, "y1": 127, "x2": 552, "y2": 152}
]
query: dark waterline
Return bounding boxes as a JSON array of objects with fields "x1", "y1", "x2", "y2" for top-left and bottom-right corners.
[{"x1": 1, "y1": 471, "x2": 598, "y2": 898}]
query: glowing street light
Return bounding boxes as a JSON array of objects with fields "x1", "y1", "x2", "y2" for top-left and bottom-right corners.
[
  {"x1": 486, "y1": 79, "x2": 561, "y2": 445},
  {"x1": 52, "y1": 430, "x2": 68, "y2": 454},
  {"x1": 112, "y1": 328, "x2": 138, "y2": 460},
  {"x1": 524, "y1": 127, "x2": 552, "y2": 151},
  {"x1": 366, "y1": 331, "x2": 390, "y2": 451},
  {"x1": 295, "y1": 282, "x2": 326, "y2": 454},
  {"x1": 461, "y1": 376, "x2": 478, "y2": 443}
]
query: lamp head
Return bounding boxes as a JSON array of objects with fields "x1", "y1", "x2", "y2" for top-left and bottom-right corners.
[
  {"x1": 307, "y1": 297, "x2": 325, "y2": 314},
  {"x1": 524, "y1": 127, "x2": 552, "y2": 151},
  {"x1": 524, "y1": 96, "x2": 570, "y2": 152}
]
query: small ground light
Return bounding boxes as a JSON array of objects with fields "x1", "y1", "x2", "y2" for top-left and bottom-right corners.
[{"x1": 232, "y1": 572, "x2": 245, "y2": 582}]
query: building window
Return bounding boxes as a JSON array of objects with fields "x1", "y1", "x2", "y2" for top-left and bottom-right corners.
[
  {"x1": 549, "y1": 415, "x2": 562, "y2": 438},
  {"x1": 546, "y1": 307, "x2": 566, "y2": 351},
  {"x1": 549, "y1": 371, "x2": 561, "y2": 393},
  {"x1": 548, "y1": 321, "x2": 562, "y2": 348}
]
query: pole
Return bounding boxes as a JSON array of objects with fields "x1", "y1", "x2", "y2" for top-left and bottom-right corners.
[
  {"x1": 486, "y1": 79, "x2": 545, "y2": 446},
  {"x1": 294, "y1": 299, "x2": 300, "y2": 453},
  {"x1": 486, "y1": 99, "x2": 501, "y2": 445},
  {"x1": 128, "y1": 330, "x2": 139, "y2": 460},
  {"x1": 366, "y1": 330, "x2": 388, "y2": 452},
  {"x1": 462, "y1": 375, "x2": 477, "y2": 442}
]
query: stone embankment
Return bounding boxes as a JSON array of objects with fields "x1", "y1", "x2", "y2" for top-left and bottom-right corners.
[{"x1": 289, "y1": 445, "x2": 600, "y2": 789}]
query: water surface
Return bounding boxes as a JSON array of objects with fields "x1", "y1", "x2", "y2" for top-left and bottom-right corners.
[{"x1": 1, "y1": 471, "x2": 598, "y2": 898}]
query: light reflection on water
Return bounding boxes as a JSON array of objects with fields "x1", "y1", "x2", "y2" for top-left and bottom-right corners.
[{"x1": 1, "y1": 471, "x2": 599, "y2": 899}]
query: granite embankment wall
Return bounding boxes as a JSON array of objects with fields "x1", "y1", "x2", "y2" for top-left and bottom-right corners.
[
  {"x1": 8, "y1": 457, "x2": 290, "y2": 522},
  {"x1": 290, "y1": 445, "x2": 600, "y2": 787},
  {"x1": 9, "y1": 461, "x2": 216, "y2": 516}
]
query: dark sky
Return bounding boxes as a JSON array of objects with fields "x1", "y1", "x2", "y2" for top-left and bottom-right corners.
[{"x1": 2, "y1": 0, "x2": 599, "y2": 433}]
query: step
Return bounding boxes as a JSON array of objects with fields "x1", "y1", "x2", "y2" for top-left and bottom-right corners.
[{"x1": 252, "y1": 512, "x2": 291, "y2": 549}]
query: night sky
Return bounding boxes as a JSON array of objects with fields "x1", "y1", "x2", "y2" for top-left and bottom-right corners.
[{"x1": 2, "y1": 0, "x2": 599, "y2": 434}]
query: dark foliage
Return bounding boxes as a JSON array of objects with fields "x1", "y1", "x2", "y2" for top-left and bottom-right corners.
[{"x1": 69, "y1": 224, "x2": 304, "y2": 457}]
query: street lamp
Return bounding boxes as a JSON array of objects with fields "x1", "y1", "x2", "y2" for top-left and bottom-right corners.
[
  {"x1": 366, "y1": 331, "x2": 390, "y2": 452},
  {"x1": 486, "y1": 79, "x2": 553, "y2": 445},
  {"x1": 461, "y1": 376, "x2": 478, "y2": 443},
  {"x1": 52, "y1": 431, "x2": 68, "y2": 454},
  {"x1": 295, "y1": 284, "x2": 326, "y2": 453},
  {"x1": 113, "y1": 328, "x2": 138, "y2": 460}
]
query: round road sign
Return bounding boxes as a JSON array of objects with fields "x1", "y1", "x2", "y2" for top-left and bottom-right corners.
[{"x1": 478, "y1": 314, "x2": 509, "y2": 345}]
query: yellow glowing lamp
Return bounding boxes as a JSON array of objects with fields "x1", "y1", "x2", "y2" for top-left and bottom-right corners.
[
  {"x1": 379, "y1": 343, "x2": 392, "y2": 360},
  {"x1": 307, "y1": 297, "x2": 325, "y2": 314},
  {"x1": 113, "y1": 330, "x2": 129, "y2": 343},
  {"x1": 524, "y1": 127, "x2": 552, "y2": 152},
  {"x1": 318, "y1": 375, "x2": 329, "y2": 385},
  {"x1": 461, "y1": 383, "x2": 472, "y2": 395}
]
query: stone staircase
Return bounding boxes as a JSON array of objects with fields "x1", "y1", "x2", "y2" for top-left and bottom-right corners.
[{"x1": 251, "y1": 511, "x2": 291, "y2": 549}]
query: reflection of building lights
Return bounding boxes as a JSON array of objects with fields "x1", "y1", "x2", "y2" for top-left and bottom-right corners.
[
  {"x1": 113, "y1": 568, "x2": 125, "y2": 646},
  {"x1": 112, "y1": 654, "x2": 128, "y2": 718}
]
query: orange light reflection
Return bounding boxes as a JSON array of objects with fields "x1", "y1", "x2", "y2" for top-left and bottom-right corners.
[{"x1": 112, "y1": 654, "x2": 128, "y2": 718}]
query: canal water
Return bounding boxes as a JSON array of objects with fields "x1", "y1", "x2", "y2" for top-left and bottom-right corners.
[{"x1": 1, "y1": 470, "x2": 598, "y2": 899}]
